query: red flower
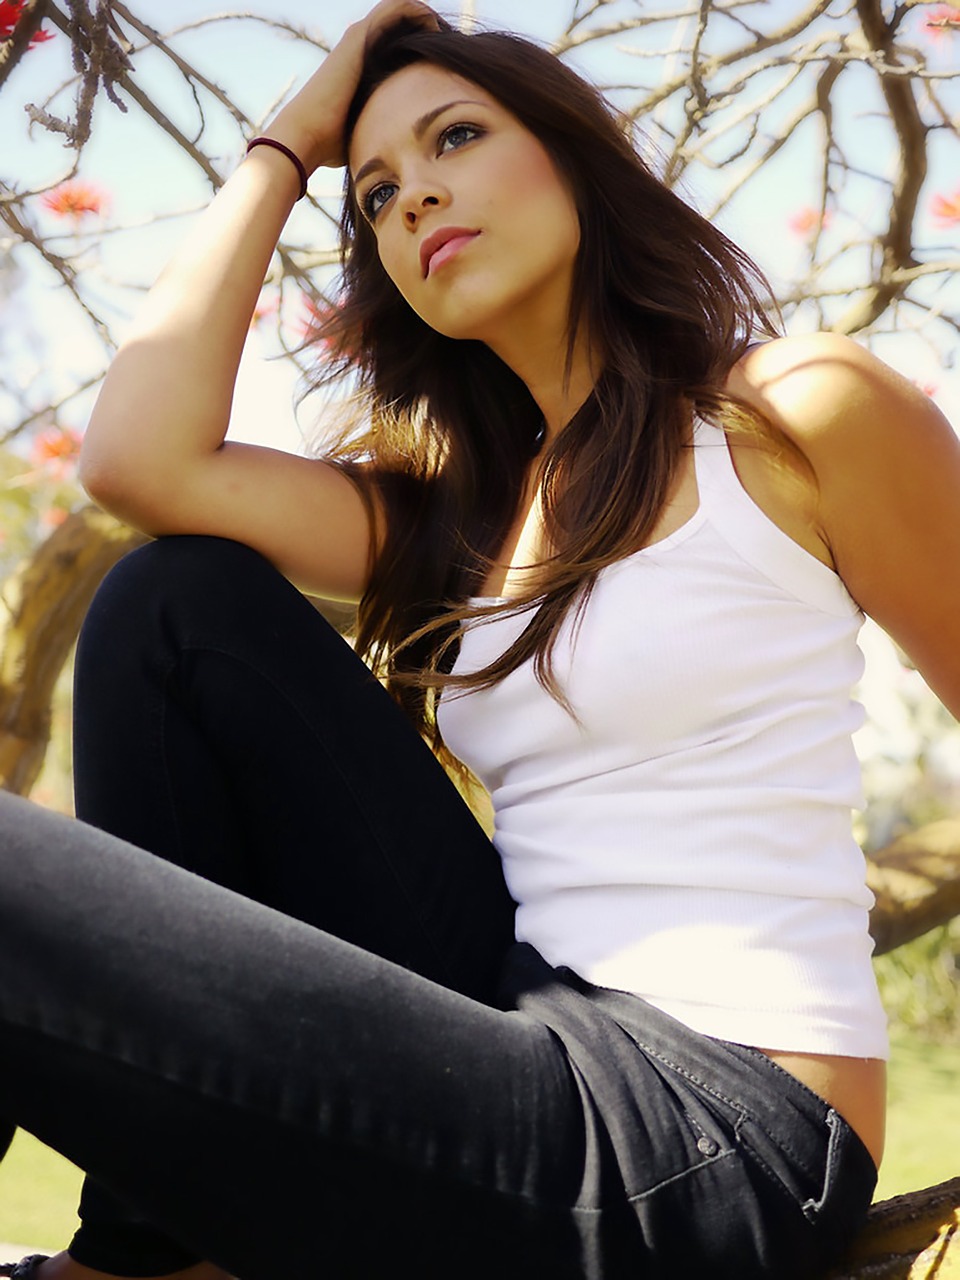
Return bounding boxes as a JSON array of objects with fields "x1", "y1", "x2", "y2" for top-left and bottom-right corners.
[
  {"x1": 31, "y1": 425, "x2": 82, "y2": 478},
  {"x1": 295, "y1": 292, "x2": 359, "y2": 361},
  {"x1": 787, "y1": 206, "x2": 832, "y2": 238},
  {"x1": 931, "y1": 189, "x2": 960, "y2": 226},
  {"x1": 40, "y1": 506, "x2": 69, "y2": 530},
  {"x1": 41, "y1": 180, "x2": 106, "y2": 219},
  {"x1": 0, "y1": 0, "x2": 55, "y2": 44},
  {"x1": 921, "y1": 4, "x2": 960, "y2": 40}
]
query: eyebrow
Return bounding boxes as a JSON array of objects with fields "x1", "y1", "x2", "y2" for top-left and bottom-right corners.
[{"x1": 352, "y1": 99, "x2": 487, "y2": 188}]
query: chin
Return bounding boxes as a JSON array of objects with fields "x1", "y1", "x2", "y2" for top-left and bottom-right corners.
[
  {"x1": 410, "y1": 303, "x2": 488, "y2": 344},
  {"x1": 411, "y1": 289, "x2": 522, "y2": 346}
]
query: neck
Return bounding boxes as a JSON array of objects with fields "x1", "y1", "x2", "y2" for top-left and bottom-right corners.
[{"x1": 488, "y1": 325, "x2": 601, "y2": 442}]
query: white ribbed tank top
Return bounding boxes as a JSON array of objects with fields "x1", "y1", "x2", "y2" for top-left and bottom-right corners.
[{"x1": 438, "y1": 418, "x2": 888, "y2": 1058}]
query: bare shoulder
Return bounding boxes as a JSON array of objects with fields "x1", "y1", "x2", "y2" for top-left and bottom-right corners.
[
  {"x1": 729, "y1": 332, "x2": 960, "y2": 719},
  {"x1": 727, "y1": 331, "x2": 948, "y2": 450}
]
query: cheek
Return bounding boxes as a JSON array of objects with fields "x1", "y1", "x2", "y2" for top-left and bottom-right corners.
[
  {"x1": 376, "y1": 234, "x2": 419, "y2": 308},
  {"x1": 501, "y1": 149, "x2": 579, "y2": 254}
]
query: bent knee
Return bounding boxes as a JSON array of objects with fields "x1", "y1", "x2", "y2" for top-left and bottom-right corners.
[{"x1": 79, "y1": 536, "x2": 283, "y2": 649}]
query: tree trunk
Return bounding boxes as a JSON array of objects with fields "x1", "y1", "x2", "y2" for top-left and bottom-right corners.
[
  {"x1": 0, "y1": 513, "x2": 357, "y2": 799},
  {"x1": 0, "y1": 506, "x2": 145, "y2": 797}
]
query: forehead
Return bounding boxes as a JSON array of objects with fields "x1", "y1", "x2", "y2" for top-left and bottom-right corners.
[{"x1": 349, "y1": 63, "x2": 500, "y2": 173}]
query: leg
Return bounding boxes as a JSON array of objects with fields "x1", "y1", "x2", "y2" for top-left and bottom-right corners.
[
  {"x1": 67, "y1": 537, "x2": 516, "y2": 1274},
  {"x1": 0, "y1": 793, "x2": 591, "y2": 1280},
  {"x1": 0, "y1": 791, "x2": 877, "y2": 1280},
  {"x1": 72, "y1": 535, "x2": 515, "y2": 988}
]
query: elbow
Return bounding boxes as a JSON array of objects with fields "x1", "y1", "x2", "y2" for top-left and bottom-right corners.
[
  {"x1": 78, "y1": 444, "x2": 121, "y2": 511},
  {"x1": 78, "y1": 439, "x2": 160, "y2": 531}
]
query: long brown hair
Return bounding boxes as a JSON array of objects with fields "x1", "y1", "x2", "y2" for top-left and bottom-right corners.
[{"x1": 308, "y1": 18, "x2": 781, "y2": 749}]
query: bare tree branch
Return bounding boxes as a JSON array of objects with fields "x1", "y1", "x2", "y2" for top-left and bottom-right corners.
[
  {"x1": 160, "y1": 11, "x2": 331, "y2": 52},
  {"x1": 826, "y1": 1177, "x2": 960, "y2": 1279},
  {"x1": 32, "y1": 0, "x2": 131, "y2": 148},
  {"x1": 0, "y1": 182, "x2": 114, "y2": 348},
  {"x1": 867, "y1": 819, "x2": 960, "y2": 955},
  {"x1": 832, "y1": 0, "x2": 929, "y2": 332},
  {"x1": 0, "y1": 0, "x2": 50, "y2": 91},
  {"x1": 109, "y1": 2, "x2": 252, "y2": 132}
]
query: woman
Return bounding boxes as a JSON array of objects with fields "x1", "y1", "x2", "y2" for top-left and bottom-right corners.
[{"x1": 1, "y1": 1, "x2": 958, "y2": 1276}]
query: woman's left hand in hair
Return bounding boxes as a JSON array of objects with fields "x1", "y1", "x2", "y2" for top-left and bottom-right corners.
[{"x1": 732, "y1": 332, "x2": 960, "y2": 720}]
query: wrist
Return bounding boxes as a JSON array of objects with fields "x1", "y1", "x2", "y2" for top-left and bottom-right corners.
[
  {"x1": 262, "y1": 110, "x2": 340, "y2": 174},
  {"x1": 245, "y1": 137, "x2": 308, "y2": 200}
]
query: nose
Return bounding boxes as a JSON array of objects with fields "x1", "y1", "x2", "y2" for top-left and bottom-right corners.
[
  {"x1": 404, "y1": 196, "x2": 438, "y2": 228},
  {"x1": 401, "y1": 178, "x2": 448, "y2": 229}
]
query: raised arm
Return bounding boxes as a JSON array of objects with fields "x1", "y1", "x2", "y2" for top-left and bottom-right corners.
[
  {"x1": 80, "y1": 0, "x2": 439, "y2": 601},
  {"x1": 734, "y1": 332, "x2": 960, "y2": 718}
]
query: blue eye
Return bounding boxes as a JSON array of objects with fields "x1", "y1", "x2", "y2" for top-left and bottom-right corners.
[
  {"x1": 360, "y1": 123, "x2": 484, "y2": 224},
  {"x1": 362, "y1": 181, "x2": 397, "y2": 222},
  {"x1": 438, "y1": 122, "x2": 483, "y2": 153}
]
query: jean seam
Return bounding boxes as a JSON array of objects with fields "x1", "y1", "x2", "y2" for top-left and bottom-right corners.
[
  {"x1": 622, "y1": 1149, "x2": 737, "y2": 1207},
  {"x1": 735, "y1": 1135, "x2": 815, "y2": 1219},
  {"x1": 728, "y1": 1041, "x2": 832, "y2": 1116},
  {"x1": 624, "y1": 1037, "x2": 820, "y2": 1184}
]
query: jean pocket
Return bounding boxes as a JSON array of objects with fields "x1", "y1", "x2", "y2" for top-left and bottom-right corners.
[
  {"x1": 800, "y1": 1108, "x2": 845, "y2": 1222},
  {"x1": 652, "y1": 1056, "x2": 745, "y2": 1167},
  {"x1": 735, "y1": 1105, "x2": 839, "y2": 1223}
]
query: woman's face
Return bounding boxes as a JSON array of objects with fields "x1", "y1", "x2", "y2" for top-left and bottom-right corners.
[{"x1": 348, "y1": 62, "x2": 582, "y2": 350}]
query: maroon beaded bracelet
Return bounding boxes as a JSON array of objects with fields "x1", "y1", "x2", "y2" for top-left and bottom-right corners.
[{"x1": 246, "y1": 136, "x2": 309, "y2": 200}]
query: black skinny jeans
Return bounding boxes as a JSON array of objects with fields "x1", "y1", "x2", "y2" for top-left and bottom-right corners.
[{"x1": 0, "y1": 536, "x2": 876, "y2": 1279}]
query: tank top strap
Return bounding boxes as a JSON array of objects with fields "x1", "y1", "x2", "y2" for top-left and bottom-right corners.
[{"x1": 691, "y1": 416, "x2": 861, "y2": 618}]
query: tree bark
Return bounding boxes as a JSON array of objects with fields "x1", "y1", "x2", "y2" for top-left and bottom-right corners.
[
  {"x1": 867, "y1": 821, "x2": 960, "y2": 955},
  {"x1": 0, "y1": 505, "x2": 145, "y2": 797},
  {"x1": 827, "y1": 1175, "x2": 960, "y2": 1278},
  {"x1": 0, "y1": 512, "x2": 359, "y2": 800}
]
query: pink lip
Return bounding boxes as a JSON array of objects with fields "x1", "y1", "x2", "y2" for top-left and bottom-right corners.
[{"x1": 420, "y1": 227, "x2": 480, "y2": 278}]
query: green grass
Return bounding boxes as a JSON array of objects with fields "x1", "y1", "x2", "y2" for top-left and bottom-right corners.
[
  {"x1": 0, "y1": 1128, "x2": 81, "y2": 1252},
  {"x1": 0, "y1": 1026, "x2": 956, "y2": 1252},
  {"x1": 873, "y1": 1030, "x2": 960, "y2": 1203}
]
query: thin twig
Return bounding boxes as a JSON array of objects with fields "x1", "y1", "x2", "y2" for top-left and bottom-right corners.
[
  {"x1": 0, "y1": 183, "x2": 114, "y2": 349},
  {"x1": 109, "y1": 2, "x2": 252, "y2": 132},
  {"x1": 0, "y1": 372, "x2": 106, "y2": 447}
]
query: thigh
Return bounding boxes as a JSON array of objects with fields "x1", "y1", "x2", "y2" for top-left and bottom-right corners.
[
  {"x1": 73, "y1": 536, "x2": 515, "y2": 1003},
  {"x1": 0, "y1": 793, "x2": 588, "y2": 1280}
]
